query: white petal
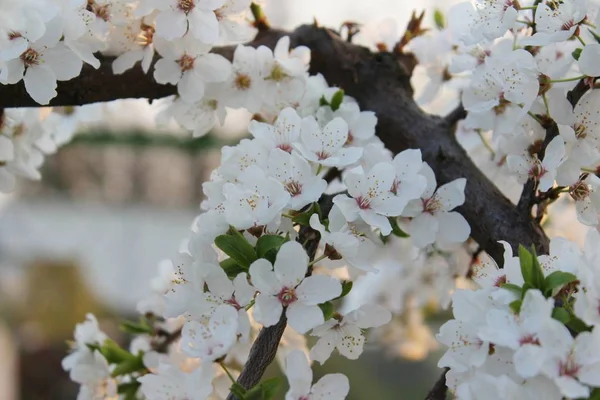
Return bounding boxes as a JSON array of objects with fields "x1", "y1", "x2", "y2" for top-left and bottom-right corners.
[
  {"x1": 188, "y1": 9, "x2": 219, "y2": 43},
  {"x1": 24, "y1": 66, "x2": 57, "y2": 105},
  {"x1": 254, "y1": 294, "x2": 283, "y2": 327},
  {"x1": 408, "y1": 213, "x2": 439, "y2": 248},
  {"x1": 296, "y1": 275, "x2": 342, "y2": 305},
  {"x1": 249, "y1": 259, "x2": 279, "y2": 295},
  {"x1": 435, "y1": 211, "x2": 470, "y2": 245},
  {"x1": 154, "y1": 59, "x2": 182, "y2": 84},
  {"x1": 309, "y1": 334, "x2": 336, "y2": 364},
  {"x1": 274, "y1": 241, "x2": 309, "y2": 288},
  {"x1": 579, "y1": 43, "x2": 600, "y2": 77},
  {"x1": 285, "y1": 350, "x2": 312, "y2": 397},
  {"x1": 178, "y1": 72, "x2": 206, "y2": 103},
  {"x1": 310, "y1": 374, "x2": 350, "y2": 400},
  {"x1": 195, "y1": 54, "x2": 232, "y2": 82},
  {"x1": 286, "y1": 302, "x2": 324, "y2": 334},
  {"x1": 155, "y1": 10, "x2": 188, "y2": 40}
]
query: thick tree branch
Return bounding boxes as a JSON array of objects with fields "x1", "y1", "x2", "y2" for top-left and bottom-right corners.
[{"x1": 0, "y1": 24, "x2": 549, "y2": 263}]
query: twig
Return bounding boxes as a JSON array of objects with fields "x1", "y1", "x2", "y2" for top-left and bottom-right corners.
[
  {"x1": 250, "y1": 2, "x2": 270, "y2": 32},
  {"x1": 443, "y1": 103, "x2": 466, "y2": 129},
  {"x1": 425, "y1": 368, "x2": 449, "y2": 400}
]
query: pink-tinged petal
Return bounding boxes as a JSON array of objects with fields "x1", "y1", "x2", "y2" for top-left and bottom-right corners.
[
  {"x1": 286, "y1": 303, "x2": 324, "y2": 334},
  {"x1": 296, "y1": 275, "x2": 341, "y2": 305},
  {"x1": 253, "y1": 294, "x2": 283, "y2": 327},
  {"x1": 274, "y1": 241, "x2": 308, "y2": 288}
]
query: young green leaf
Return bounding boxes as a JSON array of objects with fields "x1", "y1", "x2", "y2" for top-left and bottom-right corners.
[
  {"x1": 551, "y1": 307, "x2": 571, "y2": 324},
  {"x1": 330, "y1": 90, "x2": 345, "y2": 111},
  {"x1": 256, "y1": 235, "x2": 287, "y2": 262},
  {"x1": 318, "y1": 301, "x2": 335, "y2": 320},
  {"x1": 529, "y1": 247, "x2": 545, "y2": 290},
  {"x1": 434, "y1": 9, "x2": 446, "y2": 30},
  {"x1": 120, "y1": 319, "x2": 153, "y2": 335},
  {"x1": 567, "y1": 314, "x2": 592, "y2": 333},
  {"x1": 100, "y1": 339, "x2": 137, "y2": 364},
  {"x1": 518, "y1": 245, "x2": 534, "y2": 287},
  {"x1": 220, "y1": 257, "x2": 248, "y2": 278},
  {"x1": 389, "y1": 217, "x2": 410, "y2": 238},
  {"x1": 292, "y1": 203, "x2": 322, "y2": 227},
  {"x1": 230, "y1": 383, "x2": 247, "y2": 399},
  {"x1": 500, "y1": 283, "x2": 522, "y2": 297},
  {"x1": 543, "y1": 271, "x2": 577, "y2": 296},
  {"x1": 333, "y1": 281, "x2": 353, "y2": 301},
  {"x1": 111, "y1": 354, "x2": 145, "y2": 377},
  {"x1": 509, "y1": 299, "x2": 522, "y2": 314},
  {"x1": 260, "y1": 377, "x2": 282, "y2": 400},
  {"x1": 214, "y1": 230, "x2": 257, "y2": 269}
]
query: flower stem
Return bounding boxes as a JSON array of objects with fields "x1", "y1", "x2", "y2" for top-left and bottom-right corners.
[
  {"x1": 542, "y1": 93, "x2": 550, "y2": 117},
  {"x1": 308, "y1": 254, "x2": 328, "y2": 267},
  {"x1": 476, "y1": 130, "x2": 496, "y2": 157},
  {"x1": 527, "y1": 111, "x2": 544, "y2": 126},
  {"x1": 220, "y1": 362, "x2": 236, "y2": 384},
  {"x1": 518, "y1": 5, "x2": 537, "y2": 10},
  {"x1": 550, "y1": 75, "x2": 586, "y2": 83},
  {"x1": 575, "y1": 34, "x2": 586, "y2": 46}
]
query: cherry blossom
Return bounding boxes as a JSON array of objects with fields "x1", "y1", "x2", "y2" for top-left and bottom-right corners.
[
  {"x1": 249, "y1": 241, "x2": 342, "y2": 334},
  {"x1": 285, "y1": 350, "x2": 350, "y2": 400},
  {"x1": 310, "y1": 303, "x2": 391, "y2": 363},
  {"x1": 249, "y1": 107, "x2": 302, "y2": 152},
  {"x1": 139, "y1": 362, "x2": 214, "y2": 400},
  {"x1": 507, "y1": 135, "x2": 566, "y2": 191},
  {"x1": 402, "y1": 163, "x2": 470, "y2": 248},
  {"x1": 295, "y1": 116, "x2": 362, "y2": 168},
  {"x1": 523, "y1": 0, "x2": 588, "y2": 46},
  {"x1": 333, "y1": 162, "x2": 408, "y2": 235}
]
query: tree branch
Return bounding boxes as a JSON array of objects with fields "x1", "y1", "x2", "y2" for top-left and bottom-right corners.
[
  {"x1": 0, "y1": 24, "x2": 550, "y2": 263},
  {"x1": 425, "y1": 368, "x2": 449, "y2": 400}
]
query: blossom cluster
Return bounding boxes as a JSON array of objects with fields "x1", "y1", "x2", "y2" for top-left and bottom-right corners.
[
  {"x1": 48, "y1": 5, "x2": 473, "y2": 394},
  {"x1": 439, "y1": 231, "x2": 600, "y2": 399},
  {"x1": 408, "y1": 0, "x2": 600, "y2": 226}
]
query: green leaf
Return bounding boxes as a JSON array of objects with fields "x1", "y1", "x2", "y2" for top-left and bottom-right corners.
[
  {"x1": 589, "y1": 28, "x2": 600, "y2": 44},
  {"x1": 292, "y1": 203, "x2": 322, "y2": 227},
  {"x1": 230, "y1": 383, "x2": 247, "y2": 399},
  {"x1": 260, "y1": 377, "x2": 282, "y2": 400},
  {"x1": 214, "y1": 230, "x2": 257, "y2": 269},
  {"x1": 589, "y1": 388, "x2": 600, "y2": 400},
  {"x1": 111, "y1": 354, "x2": 145, "y2": 377},
  {"x1": 245, "y1": 385, "x2": 265, "y2": 400},
  {"x1": 567, "y1": 315, "x2": 592, "y2": 333},
  {"x1": 518, "y1": 245, "x2": 534, "y2": 286},
  {"x1": 509, "y1": 299, "x2": 522, "y2": 314},
  {"x1": 318, "y1": 301, "x2": 335, "y2": 320},
  {"x1": 572, "y1": 48, "x2": 583, "y2": 61},
  {"x1": 551, "y1": 307, "x2": 571, "y2": 324},
  {"x1": 543, "y1": 271, "x2": 577, "y2": 296},
  {"x1": 118, "y1": 382, "x2": 141, "y2": 400},
  {"x1": 100, "y1": 339, "x2": 136, "y2": 364},
  {"x1": 389, "y1": 217, "x2": 410, "y2": 238},
  {"x1": 434, "y1": 9, "x2": 446, "y2": 30},
  {"x1": 319, "y1": 95, "x2": 330, "y2": 107},
  {"x1": 256, "y1": 235, "x2": 287, "y2": 262},
  {"x1": 500, "y1": 283, "x2": 522, "y2": 297},
  {"x1": 120, "y1": 319, "x2": 153, "y2": 335},
  {"x1": 334, "y1": 281, "x2": 353, "y2": 301},
  {"x1": 220, "y1": 257, "x2": 247, "y2": 278},
  {"x1": 330, "y1": 90, "x2": 345, "y2": 111},
  {"x1": 530, "y1": 247, "x2": 545, "y2": 289}
]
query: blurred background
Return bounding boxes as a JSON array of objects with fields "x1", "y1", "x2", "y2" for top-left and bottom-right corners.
[{"x1": 0, "y1": 1, "x2": 463, "y2": 399}]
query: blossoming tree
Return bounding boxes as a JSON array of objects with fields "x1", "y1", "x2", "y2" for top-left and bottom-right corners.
[{"x1": 3, "y1": 0, "x2": 600, "y2": 399}]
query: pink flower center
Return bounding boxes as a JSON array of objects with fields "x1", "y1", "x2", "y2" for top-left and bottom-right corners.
[
  {"x1": 561, "y1": 19, "x2": 576, "y2": 31},
  {"x1": 528, "y1": 160, "x2": 547, "y2": 181},
  {"x1": 315, "y1": 150, "x2": 331, "y2": 160},
  {"x1": 519, "y1": 334, "x2": 540, "y2": 346},
  {"x1": 277, "y1": 287, "x2": 297, "y2": 306},
  {"x1": 277, "y1": 143, "x2": 293, "y2": 153},
  {"x1": 225, "y1": 297, "x2": 241, "y2": 310},
  {"x1": 355, "y1": 196, "x2": 371, "y2": 210},
  {"x1": 493, "y1": 274, "x2": 507, "y2": 287},
  {"x1": 422, "y1": 197, "x2": 441, "y2": 214},
  {"x1": 559, "y1": 355, "x2": 581, "y2": 378}
]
